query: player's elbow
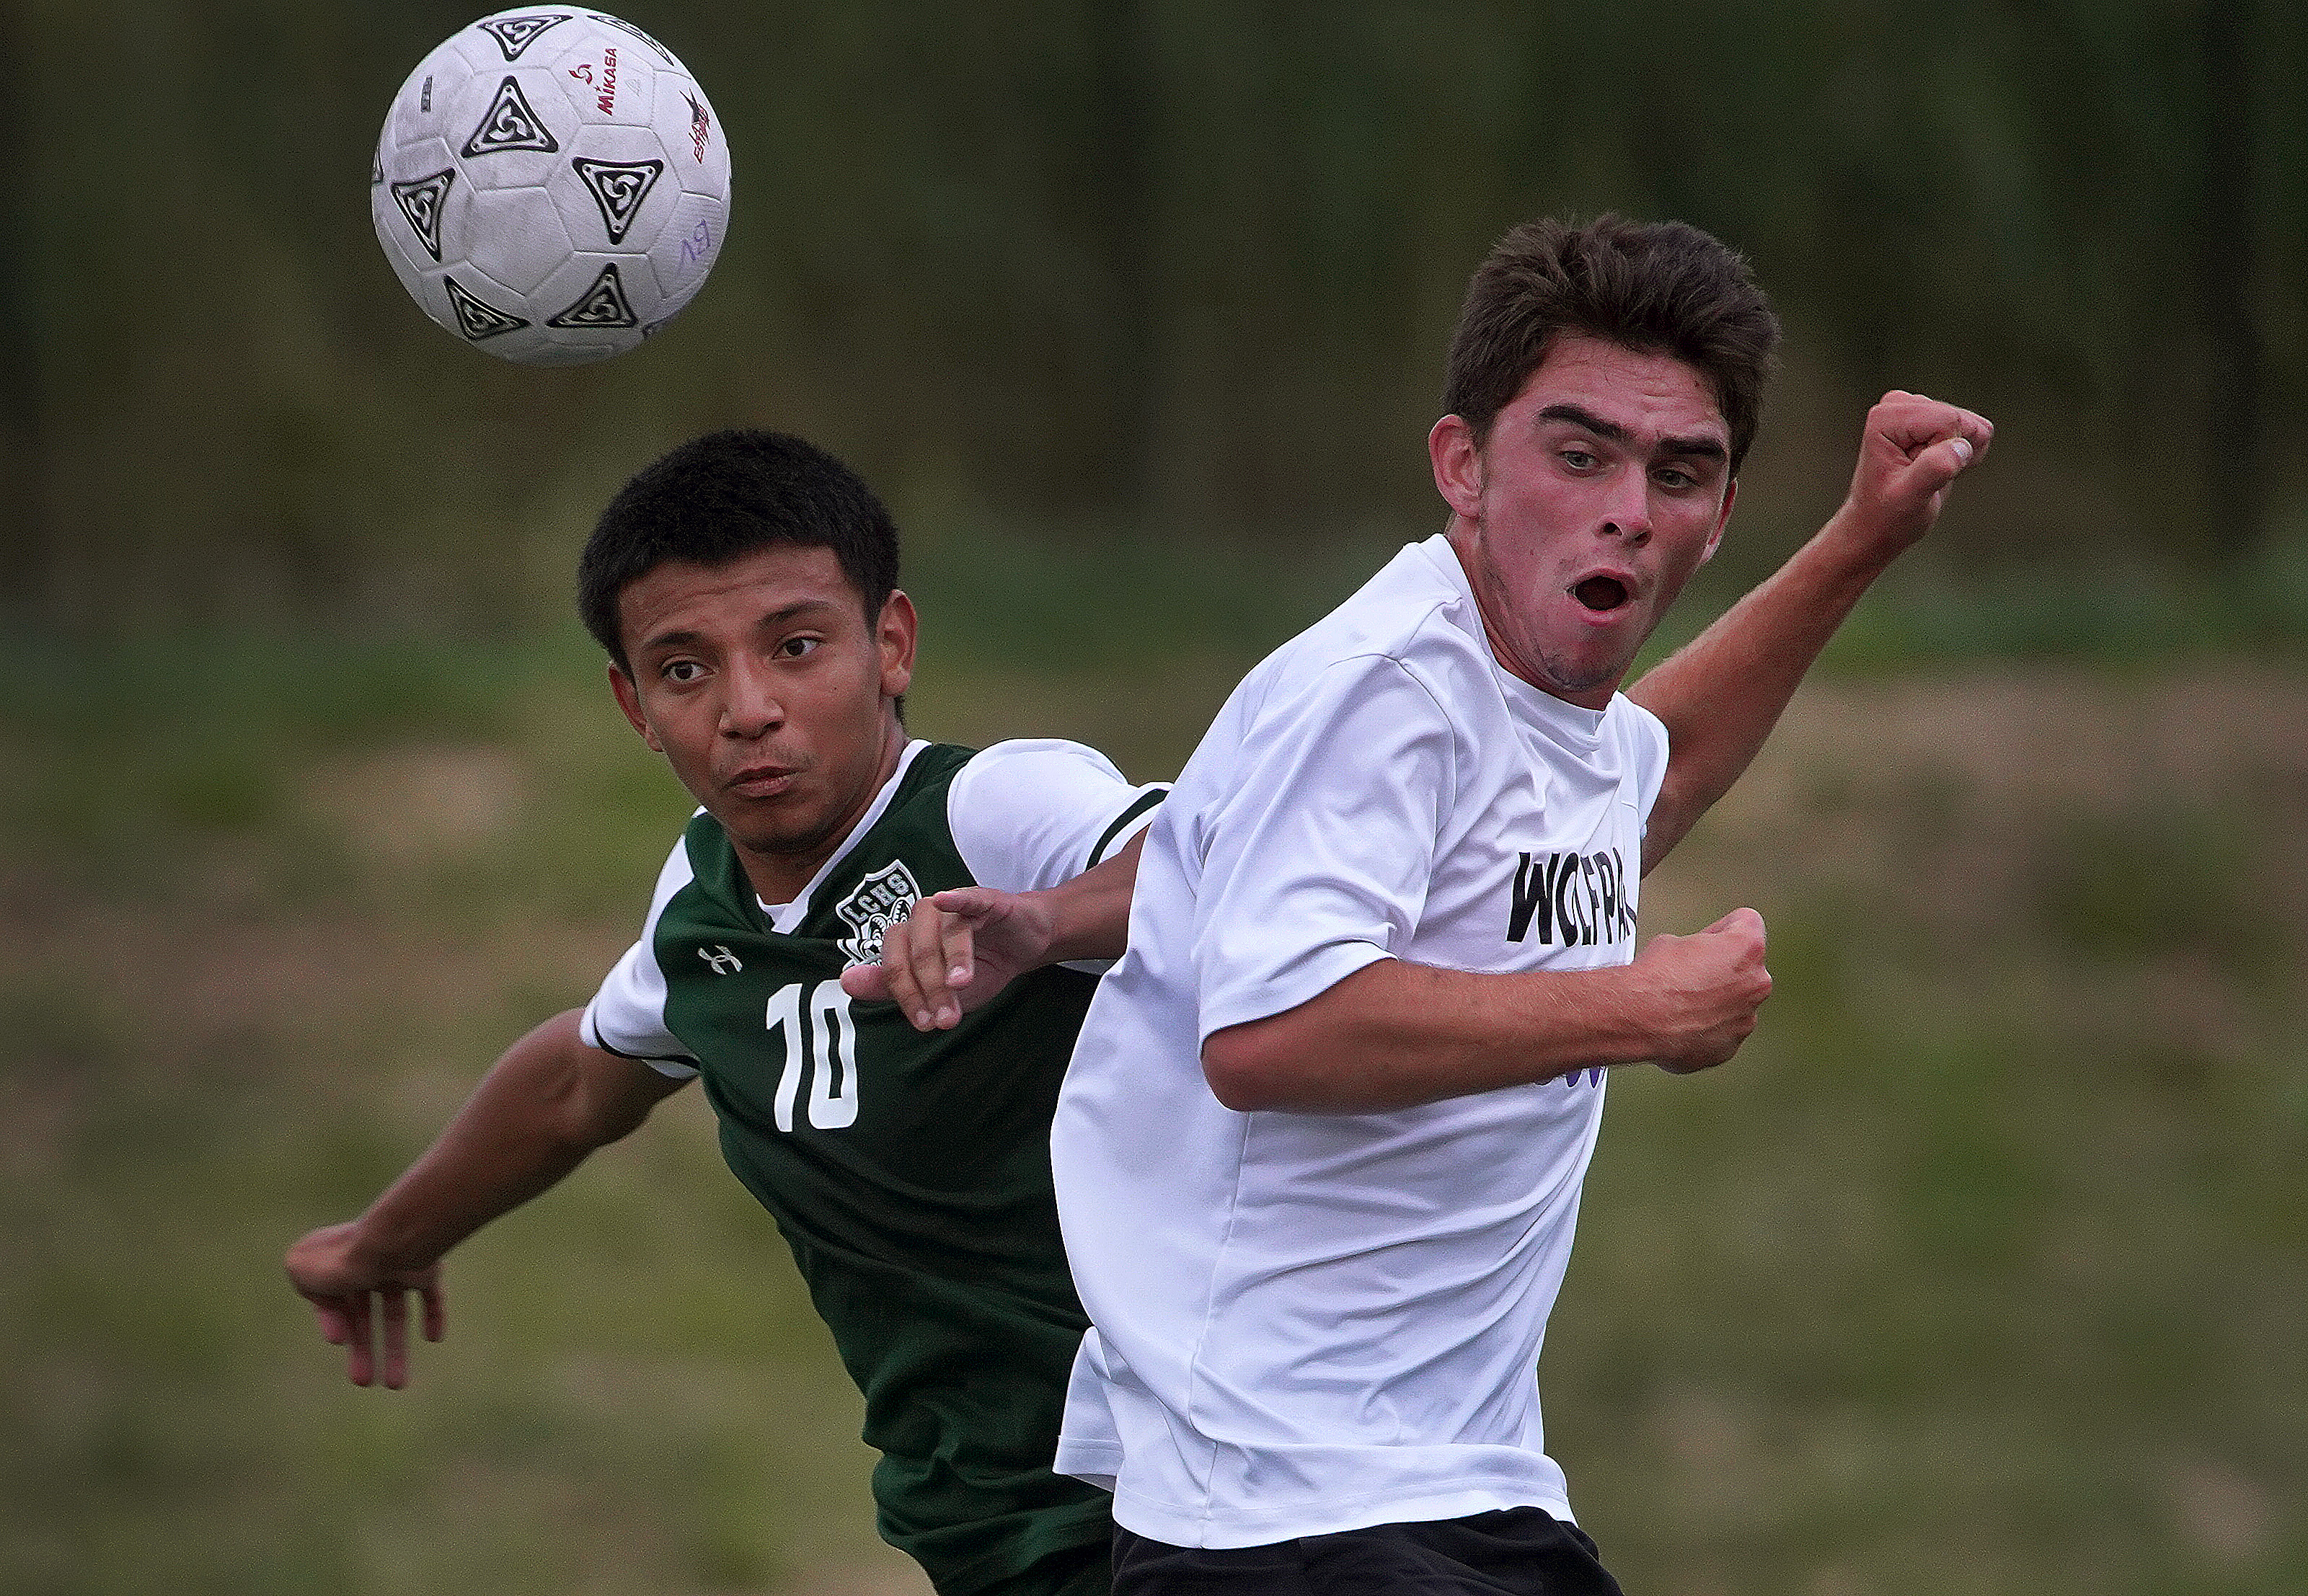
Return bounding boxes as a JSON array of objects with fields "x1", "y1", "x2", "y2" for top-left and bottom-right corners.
[{"x1": 1201, "y1": 1021, "x2": 1311, "y2": 1113}]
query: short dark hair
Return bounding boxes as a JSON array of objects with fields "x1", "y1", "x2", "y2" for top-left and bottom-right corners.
[
  {"x1": 578, "y1": 430, "x2": 901, "y2": 673},
  {"x1": 1441, "y1": 216, "x2": 1781, "y2": 474}
]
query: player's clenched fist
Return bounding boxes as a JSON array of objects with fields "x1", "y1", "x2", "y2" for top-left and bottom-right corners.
[
  {"x1": 1632, "y1": 907, "x2": 1772, "y2": 1075},
  {"x1": 1833, "y1": 391, "x2": 1993, "y2": 562}
]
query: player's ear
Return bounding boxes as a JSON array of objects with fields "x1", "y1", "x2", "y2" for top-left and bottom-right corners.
[
  {"x1": 877, "y1": 590, "x2": 918, "y2": 700},
  {"x1": 608, "y1": 662, "x2": 663, "y2": 752},
  {"x1": 1429, "y1": 414, "x2": 1484, "y2": 519},
  {"x1": 1700, "y1": 476, "x2": 1737, "y2": 565}
]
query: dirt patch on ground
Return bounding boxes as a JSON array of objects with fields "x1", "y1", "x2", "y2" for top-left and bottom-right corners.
[
  {"x1": 301, "y1": 744, "x2": 536, "y2": 868},
  {"x1": 1715, "y1": 665, "x2": 2308, "y2": 818},
  {"x1": 1648, "y1": 665, "x2": 2308, "y2": 936}
]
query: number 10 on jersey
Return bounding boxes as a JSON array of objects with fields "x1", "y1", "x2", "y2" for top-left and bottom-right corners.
[{"x1": 766, "y1": 981, "x2": 859, "y2": 1132}]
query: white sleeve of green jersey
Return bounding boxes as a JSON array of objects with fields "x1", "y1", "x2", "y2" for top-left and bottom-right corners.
[
  {"x1": 950, "y1": 740, "x2": 1166, "y2": 978},
  {"x1": 946, "y1": 739, "x2": 1167, "y2": 894},
  {"x1": 578, "y1": 825, "x2": 703, "y2": 1078}
]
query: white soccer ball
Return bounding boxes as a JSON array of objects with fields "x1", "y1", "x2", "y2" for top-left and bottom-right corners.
[{"x1": 371, "y1": 9, "x2": 732, "y2": 364}]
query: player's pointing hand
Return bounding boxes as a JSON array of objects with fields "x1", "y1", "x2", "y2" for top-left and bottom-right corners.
[
  {"x1": 841, "y1": 887, "x2": 1058, "y2": 1032},
  {"x1": 1831, "y1": 391, "x2": 1993, "y2": 563}
]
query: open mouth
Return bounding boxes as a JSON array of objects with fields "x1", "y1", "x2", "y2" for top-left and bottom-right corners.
[{"x1": 1570, "y1": 575, "x2": 1630, "y2": 613}]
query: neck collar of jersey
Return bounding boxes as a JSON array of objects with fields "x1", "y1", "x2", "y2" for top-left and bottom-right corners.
[{"x1": 756, "y1": 737, "x2": 931, "y2": 931}]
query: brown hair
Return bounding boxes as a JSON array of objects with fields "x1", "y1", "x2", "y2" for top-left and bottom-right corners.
[{"x1": 1441, "y1": 216, "x2": 1781, "y2": 474}]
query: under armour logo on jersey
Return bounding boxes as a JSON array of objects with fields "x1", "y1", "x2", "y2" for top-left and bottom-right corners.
[
  {"x1": 836, "y1": 860, "x2": 921, "y2": 965},
  {"x1": 698, "y1": 944, "x2": 743, "y2": 975}
]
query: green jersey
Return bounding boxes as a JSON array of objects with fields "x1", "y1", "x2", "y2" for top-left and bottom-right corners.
[{"x1": 583, "y1": 740, "x2": 1162, "y2": 1595}]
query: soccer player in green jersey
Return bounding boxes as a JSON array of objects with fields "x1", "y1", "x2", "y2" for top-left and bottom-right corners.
[{"x1": 285, "y1": 429, "x2": 1164, "y2": 1596}]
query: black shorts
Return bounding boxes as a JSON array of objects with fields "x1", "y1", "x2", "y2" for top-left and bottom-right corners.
[{"x1": 1110, "y1": 1508, "x2": 1624, "y2": 1596}]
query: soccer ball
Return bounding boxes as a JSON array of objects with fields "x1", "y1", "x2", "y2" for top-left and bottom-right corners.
[{"x1": 371, "y1": 9, "x2": 732, "y2": 364}]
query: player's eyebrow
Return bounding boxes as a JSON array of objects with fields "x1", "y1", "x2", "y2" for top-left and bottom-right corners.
[
  {"x1": 1537, "y1": 402, "x2": 1727, "y2": 461},
  {"x1": 635, "y1": 600, "x2": 842, "y2": 659},
  {"x1": 753, "y1": 598, "x2": 843, "y2": 628},
  {"x1": 635, "y1": 626, "x2": 707, "y2": 659}
]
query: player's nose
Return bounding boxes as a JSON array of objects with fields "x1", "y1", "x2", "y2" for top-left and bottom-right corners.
[
  {"x1": 718, "y1": 655, "x2": 786, "y2": 736},
  {"x1": 1597, "y1": 469, "x2": 1652, "y2": 544}
]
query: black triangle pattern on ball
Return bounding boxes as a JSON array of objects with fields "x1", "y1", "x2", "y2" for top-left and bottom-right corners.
[
  {"x1": 462, "y1": 76, "x2": 560, "y2": 157},
  {"x1": 445, "y1": 276, "x2": 531, "y2": 340},
  {"x1": 570, "y1": 158, "x2": 663, "y2": 245},
  {"x1": 546, "y1": 263, "x2": 640, "y2": 329},
  {"x1": 477, "y1": 12, "x2": 572, "y2": 61},
  {"x1": 585, "y1": 12, "x2": 675, "y2": 64},
  {"x1": 389, "y1": 169, "x2": 456, "y2": 261}
]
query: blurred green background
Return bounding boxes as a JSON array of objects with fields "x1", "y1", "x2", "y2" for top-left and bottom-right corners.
[{"x1": 4, "y1": 1, "x2": 2305, "y2": 1592}]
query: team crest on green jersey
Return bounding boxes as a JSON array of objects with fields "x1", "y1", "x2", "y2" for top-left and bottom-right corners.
[{"x1": 836, "y1": 859, "x2": 921, "y2": 965}]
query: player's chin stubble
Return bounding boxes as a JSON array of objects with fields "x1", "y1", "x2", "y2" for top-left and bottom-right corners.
[{"x1": 1472, "y1": 557, "x2": 1635, "y2": 701}]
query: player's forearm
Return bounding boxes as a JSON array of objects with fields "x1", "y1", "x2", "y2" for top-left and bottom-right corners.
[
  {"x1": 1201, "y1": 957, "x2": 1666, "y2": 1113},
  {"x1": 1037, "y1": 832, "x2": 1145, "y2": 964},
  {"x1": 1635, "y1": 396, "x2": 1989, "y2": 872},
  {"x1": 349, "y1": 1010, "x2": 664, "y2": 1271},
  {"x1": 1630, "y1": 505, "x2": 1892, "y2": 871}
]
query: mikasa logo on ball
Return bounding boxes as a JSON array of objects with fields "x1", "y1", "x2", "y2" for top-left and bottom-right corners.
[
  {"x1": 571, "y1": 45, "x2": 619, "y2": 114},
  {"x1": 836, "y1": 862, "x2": 922, "y2": 967}
]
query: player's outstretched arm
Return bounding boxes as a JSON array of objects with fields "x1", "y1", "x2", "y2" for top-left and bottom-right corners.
[
  {"x1": 1201, "y1": 908, "x2": 1772, "y2": 1113},
  {"x1": 1632, "y1": 391, "x2": 1991, "y2": 874},
  {"x1": 841, "y1": 832, "x2": 1146, "y2": 1031},
  {"x1": 284, "y1": 1008, "x2": 689, "y2": 1388}
]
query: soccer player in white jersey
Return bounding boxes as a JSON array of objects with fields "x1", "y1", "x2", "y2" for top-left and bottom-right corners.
[
  {"x1": 283, "y1": 430, "x2": 1166, "y2": 1596},
  {"x1": 1040, "y1": 216, "x2": 1994, "y2": 1594}
]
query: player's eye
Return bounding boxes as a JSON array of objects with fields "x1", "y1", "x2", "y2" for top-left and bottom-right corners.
[
  {"x1": 661, "y1": 659, "x2": 707, "y2": 684},
  {"x1": 1655, "y1": 466, "x2": 1696, "y2": 489},
  {"x1": 1561, "y1": 448, "x2": 1599, "y2": 471},
  {"x1": 777, "y1": 636, "x2": 821, "y2": 659}
]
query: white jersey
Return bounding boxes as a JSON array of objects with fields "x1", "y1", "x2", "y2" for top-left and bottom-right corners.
[
  {"x1": 1050, "y1": 534, "x2": 1670, "y2": 1548},
  {"x1": 584, "y1": 737, "x2": 1165, "y2": 1068}
]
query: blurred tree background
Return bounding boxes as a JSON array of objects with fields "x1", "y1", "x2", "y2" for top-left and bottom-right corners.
[
  {"x1": 3, "y1": 2, "x2": 2304, "y2": 1594},
  {"x1": 14, "y1": 0, "x2": 2308, "y2": 634}
]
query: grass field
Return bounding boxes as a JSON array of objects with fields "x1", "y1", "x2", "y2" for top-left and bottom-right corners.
[{"x1": 2, "y1": 604, "x2": 2302, "y2": 1594}]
